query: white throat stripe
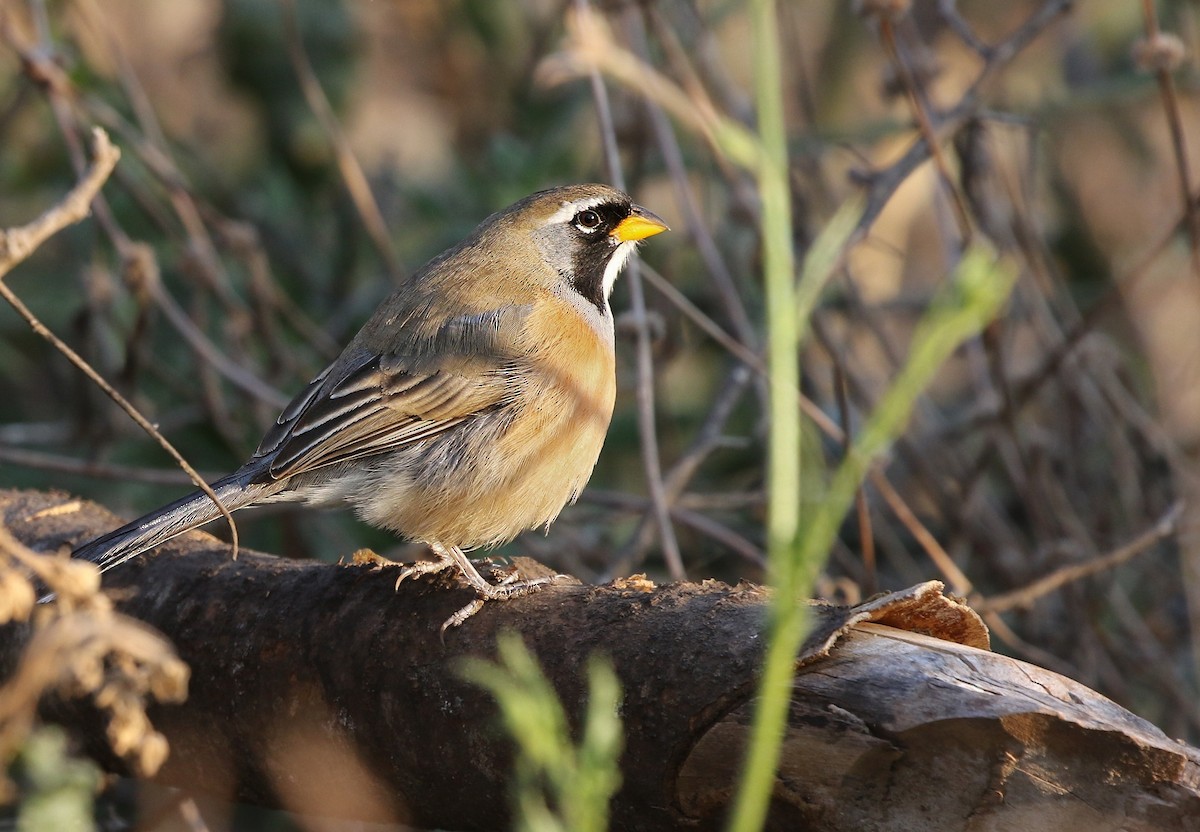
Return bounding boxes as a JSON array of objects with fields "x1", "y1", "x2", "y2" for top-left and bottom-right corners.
[{"x1": 603, "y1": 240, "x2": 637, "y2": 299}]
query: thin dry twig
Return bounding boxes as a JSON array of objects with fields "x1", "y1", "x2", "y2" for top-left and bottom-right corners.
[
  {"x1": 583, "y1": 489, "x2": 765, "y2": 567},
  {"x1": 0, "y1": 445, "x2": 217, "y2": 486},
  {"x1": 834, "y1": 365, "x2": 877, "y2": 595},
  {"x1": 851, "y1": 0, "x2": 1075, "y2": 241},
  {"x1": 1133, "y1": 0, "x2": 1199, "y2": 275},
  {"x1": 632, "y1": 9, "x2": 758, "y2": 350},
  {"x1": 539, "y1": 5, "x2": 760, "y2": 170},
  {"x1": 975, "y1": 501, "x2": 1184, "y2": 614},
  {"x1": 942, "y1": 205, "x2": 1189, "y2": 443},
  {"x1": 279, "y1": 0, "x2": 404, "y2": 282},
  {"x1": 868, "y1": 466, "x2": 973, "y2": 595},
  {"x1": 0, "y1": 128, "x2": 241, "y2": 562},
  {"x1": 874, "y1": 13, "x2": 973, "y2": 245},
  {"x1": 575, "y1": 0, "x2": 685, "y2": 581},
  {"x1": 609, "y1": 365, "x2": 754, "y2": 576},
  {"x1": 0, "y1": 130, "x2": 119, "y2": 277}
]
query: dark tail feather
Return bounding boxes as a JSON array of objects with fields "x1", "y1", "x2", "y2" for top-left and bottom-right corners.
[{"x1": 72, "y1": 470, "x2": 274, "y2": 574}]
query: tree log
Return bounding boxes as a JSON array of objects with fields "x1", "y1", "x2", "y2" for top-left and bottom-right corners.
[{"x1": 2, "y1": 488, "x2": 1198, "y2": 831}]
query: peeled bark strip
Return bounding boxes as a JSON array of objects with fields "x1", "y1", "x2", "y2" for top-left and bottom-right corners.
[{"x1": 2, "y1": 488, "x2": 1198, "y2": 831}]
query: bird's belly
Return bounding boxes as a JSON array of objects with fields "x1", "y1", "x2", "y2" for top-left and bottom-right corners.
[{"x1": 348, "y1": 387, "x2": 613, "y2": 549}]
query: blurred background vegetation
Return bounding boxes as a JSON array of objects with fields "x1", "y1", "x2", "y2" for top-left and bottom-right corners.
[{"x1": 2, "y1": 0, "x2": 1200, "y2": 820}]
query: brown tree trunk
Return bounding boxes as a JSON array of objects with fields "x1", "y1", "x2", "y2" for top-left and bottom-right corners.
[{"x1": 3, "y1": 488, "x2": 1198, "y2": 831}]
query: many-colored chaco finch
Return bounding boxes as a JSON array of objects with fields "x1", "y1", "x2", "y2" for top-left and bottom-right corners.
[{"x1": 69, "y1": 184, "x2": 669, "y2": 629}]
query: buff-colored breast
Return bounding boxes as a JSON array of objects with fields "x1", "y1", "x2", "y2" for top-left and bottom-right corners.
[{"x1": 356, "y1": 289, "x2": 617, "y2": 550}]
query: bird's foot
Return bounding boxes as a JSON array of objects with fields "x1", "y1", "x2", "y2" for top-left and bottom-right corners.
[
  {"x1": 391, "y1": 555, "x2": 456, "y2": 591},
  {"x1": 344, "y1": 547, "x2": 454, "y2": 589},
  {"x1": 386, "y1": 544, "x2": 568, "y2": 634},
  {"x1": 440, "y1": 573, "x2": 567, "y2": 635}
]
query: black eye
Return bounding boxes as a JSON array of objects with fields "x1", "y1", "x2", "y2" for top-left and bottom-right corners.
[{"x1": 575, "y1": 209, "x2": 602, "y2": 231}]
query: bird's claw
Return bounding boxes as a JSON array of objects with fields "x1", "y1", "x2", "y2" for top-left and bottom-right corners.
[
  {"x1": 440, "y1": 598, "x2": 485, "y2": 637},
  {"x1": 438, "y1": 573, "x2": 568, "y2": 635},
  {"x1": 392, "y1": 558, "x2": 452, "y2": 591}
]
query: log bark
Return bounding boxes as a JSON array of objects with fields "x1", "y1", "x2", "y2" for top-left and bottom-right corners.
[{"x1": 2, "y1": 488, "x2": 1198, "y2": 831}]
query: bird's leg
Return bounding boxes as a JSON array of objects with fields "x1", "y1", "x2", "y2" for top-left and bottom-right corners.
[{"x1": 431, "y1": 542, "x2": 565, "y2": 632}]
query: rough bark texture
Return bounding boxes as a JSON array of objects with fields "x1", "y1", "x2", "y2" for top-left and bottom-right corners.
[{"x1": 2, "y1": 488, "x2": 1198, "y2": 831}]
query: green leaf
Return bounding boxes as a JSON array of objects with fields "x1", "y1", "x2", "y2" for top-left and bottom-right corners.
[{"x1": 461, "y1": 633, "x2": 623, "y2": 832}]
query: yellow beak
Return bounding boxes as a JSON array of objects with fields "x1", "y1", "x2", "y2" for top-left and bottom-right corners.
[{"x1": 611, "y1": 208, "x2": 670, "y2": 243}]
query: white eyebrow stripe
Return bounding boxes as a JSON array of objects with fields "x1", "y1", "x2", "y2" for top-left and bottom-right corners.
[{"x1": 545, "y1": 195, "x2": 612, "y2": 225}]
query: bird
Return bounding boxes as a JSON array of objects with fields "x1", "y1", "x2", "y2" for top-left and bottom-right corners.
[{"x1": 69, "y1": 184, "x2": 668, "y2": 629}]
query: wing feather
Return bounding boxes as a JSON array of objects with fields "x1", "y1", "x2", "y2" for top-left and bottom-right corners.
[{"x1": 252, "y1": 305, "x2": 531, "y2": 482}]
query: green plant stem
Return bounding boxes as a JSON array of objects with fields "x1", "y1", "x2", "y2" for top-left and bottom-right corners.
[
  {"x1": 726, "y1": 1, "x2": 799, "y2": 830},
  {"x1": 729, "y1": 245, "x2": 1016, "y2": 831}
]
